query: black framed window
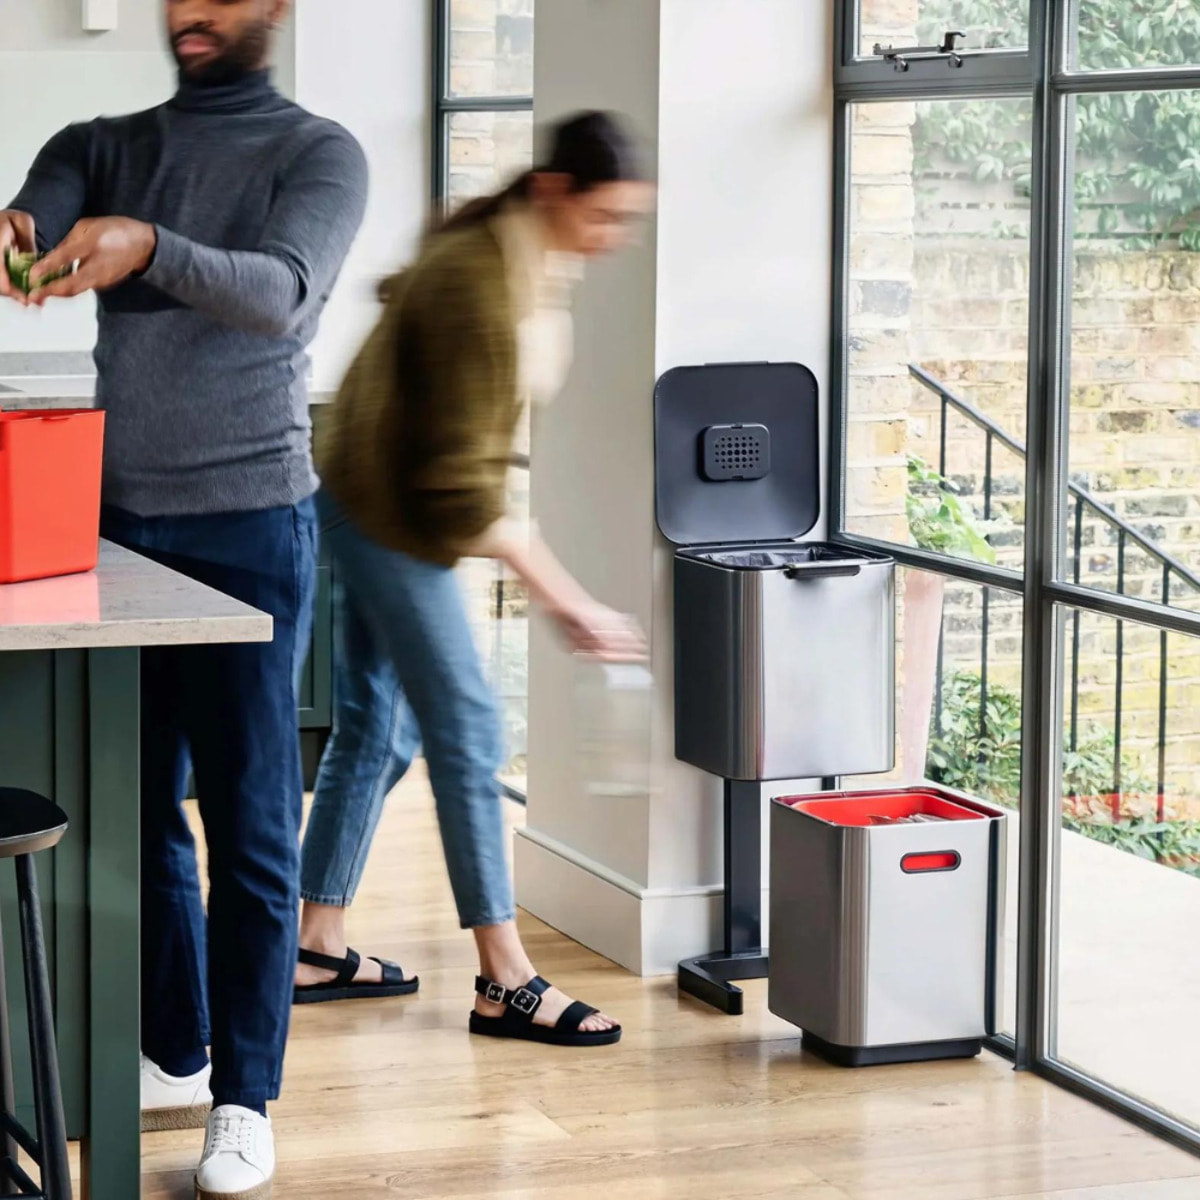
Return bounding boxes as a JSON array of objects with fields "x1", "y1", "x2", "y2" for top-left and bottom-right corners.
[
  {"x1": 432, "y1": 0, "x2": 535, "y2": 209},
  {"x1": 432, "y1": 1, "x2": 535, "y2": 801},
  {"x1": 833, "y1": 0, "x2": 1200, "y2": 1153}
]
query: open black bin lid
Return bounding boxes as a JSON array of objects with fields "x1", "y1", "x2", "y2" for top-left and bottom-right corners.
[{"x1": 654, "y1": 362, "x2": 820, "y2": 547}]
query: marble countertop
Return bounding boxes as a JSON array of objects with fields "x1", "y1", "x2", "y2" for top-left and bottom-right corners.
[
  {"x1": 0, "y1": 377, "x2": 335, "y2": 408},
  {"x1": 0, "y1": 352, "x2": 332, "y2": 407},
  {"x1": 0, "y1": 541, "x2": 272, "y2": 652}
]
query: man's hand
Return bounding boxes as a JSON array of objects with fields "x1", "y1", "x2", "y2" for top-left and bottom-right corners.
[
  {"x1": 0, "y1": 211, "x2": 37, "y2": 304},
  {"x1": 27, "y1": 217, "x2": 157, "y2": 304}
]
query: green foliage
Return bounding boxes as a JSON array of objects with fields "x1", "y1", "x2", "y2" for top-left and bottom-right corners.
[
  {"x1": 906, "y1": 455, "x2": 998, "y2": 564},
  {"x1": 927, "y1": 669, "x2": 1154, "y2": 807},
  {"x1": 5, "y1": 250, "x2": 35, "y2": 293},
  {"x1": 4, "y1": 250, "x2": 71, "y2": 295},
  {"x1": 914, "y1": 1, "x2": 1200, "y2": 245},
  {"x1": 926, "y1": 670, "x2": 1022, "y2": 803},
  {"x1": 1062, "y1": 812, "x2": 1200, "y2": 876},
  {"x1": 926, "y1": 669, "x2": 1199, "y2": 873},
  {"x1": 1062, "y1": 725, "x2": 1153, "y2": 799}
]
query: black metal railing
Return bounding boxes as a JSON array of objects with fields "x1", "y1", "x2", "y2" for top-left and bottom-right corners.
[{"x1": 912, "y1": 364, "x2": 1200, "y2": 819}]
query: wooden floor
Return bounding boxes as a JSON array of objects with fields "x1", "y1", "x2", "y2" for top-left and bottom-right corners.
[{"x1": 131, "y1": 772, "x2": 1200, "y2": 1199}]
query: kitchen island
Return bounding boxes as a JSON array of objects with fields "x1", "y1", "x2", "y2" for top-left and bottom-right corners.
[
  {"x1": 0, "y1": 542, "x2": 271, "y2": 1200},
  {"x1": 1, "y1": 374, "x2": 338, "y2": 785}
]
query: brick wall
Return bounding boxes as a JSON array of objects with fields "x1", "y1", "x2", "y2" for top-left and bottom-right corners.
[
  {"x1": 446, "y1": 0, "x2": 534, "y2": 206},
  {"x1": 847, "y1": 74, "x2": 1200, "y2": 813}
]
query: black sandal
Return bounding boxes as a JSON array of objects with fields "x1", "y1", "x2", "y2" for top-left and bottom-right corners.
[
  {"x1": 468, "y1": 974, "x2": 621, "y2": 1047},
  {"x1": 293, "y1": 947, "x2": 419, "y2": 1005}
]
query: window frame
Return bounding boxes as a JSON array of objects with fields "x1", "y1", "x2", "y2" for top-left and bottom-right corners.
[
  {"x1": 834, "y1": 0, "x2": 1033, "y2": 91},
  {"x1": 431, "y1": 0, "x2": 535, "y2": 208},
  {"x1": 430, "y1": 1, "x2": 534, "y2": 806},
  {"x1": 831, "y1": 0, "x2": 1200, "y2": 1155}
]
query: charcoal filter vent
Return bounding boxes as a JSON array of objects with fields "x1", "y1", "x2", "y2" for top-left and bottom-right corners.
[{"x1": 701, "y1": 423, "x2": 771, "y2": 482}]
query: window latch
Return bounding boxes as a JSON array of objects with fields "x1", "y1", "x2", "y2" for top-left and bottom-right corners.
[{"x1": 872, "y1": 30, "x2": 966, "y2": 72}]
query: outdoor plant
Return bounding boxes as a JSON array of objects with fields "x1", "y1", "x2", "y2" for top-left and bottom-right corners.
[
  {"x1": 925, "y1": 669, "x2": 1199, "y2": 874},
  {"x1": 906, "y1": 455, "x2": 998, "y2": 564},
  {"x1": 916, "y1": 0, "x2": 1200, "y2": 246},
  {"x1": 1062, "y1": 812, "x2": 1200, "y2": 877},
  {"x1": 925, "y1": 669, "x2": 1153, "y2": 807},
  {"x1": 1061, "y1": 726, "x2": 1154, "y2": 804},
  {"x1": 926, "y1": 670, "x2": 1022, "y2": 804}
]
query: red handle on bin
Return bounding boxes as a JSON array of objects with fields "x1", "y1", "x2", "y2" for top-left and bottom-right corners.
[{"x1": 901, "y1": 851, "x2": 960, "y2": 874}]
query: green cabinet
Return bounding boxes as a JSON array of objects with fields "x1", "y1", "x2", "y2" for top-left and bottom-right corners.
[
  {"x1": 298, "y1": 538, "x2": 335, "y2": 789},
  {"x1": 299, "y1": 405, "x2": 337, "y2": 782},
  {"x1": 0, "y1": 651, "x2": 86, "y2": 1137},
  {"x1": 0, "y1": 647, "x2": 142, "y2": 1198},
  {"x1": 298, "y1": 537, "x2": 334, "y2": 731}
]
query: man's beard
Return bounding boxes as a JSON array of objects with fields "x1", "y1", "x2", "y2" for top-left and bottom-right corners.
[{"x1": 172, "y1": 21, "x2": 271, "y2": 86}]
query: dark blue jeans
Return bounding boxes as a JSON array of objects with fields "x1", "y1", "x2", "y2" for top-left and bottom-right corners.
[{"x1": 101, "y1": 500, "x2": 317, "y2": 1111}]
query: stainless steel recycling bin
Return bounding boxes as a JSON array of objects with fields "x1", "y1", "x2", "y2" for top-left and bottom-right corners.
[
  {"x1": 674, "y1": 543, "x2": 894, "y2": 780},
  {"x1": 768, "y1": 786, "x2": 1007, "y2": 1066},
  {"x1": 656, "y1": 362, "x2": 895, "y2": 782}
]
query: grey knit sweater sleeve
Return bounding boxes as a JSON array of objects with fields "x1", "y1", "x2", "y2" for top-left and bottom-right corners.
[{"x1": 142, "y1": 129, "x2": 368, "y2": 336}]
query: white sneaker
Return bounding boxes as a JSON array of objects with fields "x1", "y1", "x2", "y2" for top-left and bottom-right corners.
[
  {"x1": 195, "y1": 1105, "x2": 275, "y2": 1200},
  {"x1": 140, "y1": 1053, "x2": 212, "y2": 1132}
]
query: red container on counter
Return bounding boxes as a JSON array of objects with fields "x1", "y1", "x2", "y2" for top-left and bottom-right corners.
[{"x1": 0, "y1": 409, "x2": 105, "y2": 584}]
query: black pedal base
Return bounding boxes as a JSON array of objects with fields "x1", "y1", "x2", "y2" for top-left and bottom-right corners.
[{"x1": 678, "y1": 950, "x2": 769, "y2": 1015}]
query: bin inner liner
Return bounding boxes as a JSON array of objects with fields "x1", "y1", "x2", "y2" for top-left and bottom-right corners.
[
  {"x1": 782, "y1": 791, "x2": 986, "y2": 827},
  {"x1": 693, "y1": 545, "x2": 863, "y2": 569}
]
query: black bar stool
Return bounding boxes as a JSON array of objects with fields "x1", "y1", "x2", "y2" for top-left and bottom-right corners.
[{"x1": 0, "y1": 789, "x2": 71, "y2": 1200}]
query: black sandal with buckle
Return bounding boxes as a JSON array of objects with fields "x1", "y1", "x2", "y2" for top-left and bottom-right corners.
[
  {"x1": 468, "y1": 974, "x2": 622, "y2": 1047},
  {"x1": 293, "y1": 947, "x2": 419, "y2": 1005}
]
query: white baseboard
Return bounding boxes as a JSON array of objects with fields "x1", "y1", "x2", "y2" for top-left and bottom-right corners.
[{"x1": 514, "y1": 826, "x2": 768, "y2": 977}]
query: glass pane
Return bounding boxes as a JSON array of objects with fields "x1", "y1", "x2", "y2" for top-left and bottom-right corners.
[
  {"x1": 448, "y1": 0, "x2": 534, "y2": 98},
  {"x1": 858, "y1": 0, "x2": 1029, "y2": 57},
  {"x1": 1062, "y1": 92, "x2": 1200, "y2": 615},
  {"x1": 459, "y1": 462, "x2": 531, "y2": 795},
  {"x1": 446, "y1": 110, "x2": 534, "y2": 209},
  {"x1": 845, "y1": 567, "x2": 1023, "y2": 1037},
  {"x1": 1055, "y1": 606, "x2": 1200, "y2": 1130},
  {"x1": 844, "y1": 99, "x2": 1032, "y2": 571},
  {"x1": 1072, "y1": 0, "x2": 1200, "y2": 71}
]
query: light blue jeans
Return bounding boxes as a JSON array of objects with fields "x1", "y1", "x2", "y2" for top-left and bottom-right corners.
[{"x1": 300, "y1": 490, "x2": 514, "y2": 929}]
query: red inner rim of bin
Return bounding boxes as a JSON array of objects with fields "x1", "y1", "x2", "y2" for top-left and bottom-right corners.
[{"x1": 782, "y1": 791, "x2": 985, "y2": 826}]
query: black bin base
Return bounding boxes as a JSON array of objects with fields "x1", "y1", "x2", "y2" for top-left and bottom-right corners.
[{"x1": 802, "y1": 1030, "x2": 983, "y2": 1068}]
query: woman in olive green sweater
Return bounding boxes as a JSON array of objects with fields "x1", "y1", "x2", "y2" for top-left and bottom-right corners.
[{"x1": 295, "y1": 113, "x2": 653, "y2": 1046}]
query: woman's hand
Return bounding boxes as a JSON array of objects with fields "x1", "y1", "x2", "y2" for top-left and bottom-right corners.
[
  {"x1": 550, "y1": 600, "x2": 646, "y2": 661},
  {"x1": 467, "y1": 519, "x2": 646, "y2": 660}
]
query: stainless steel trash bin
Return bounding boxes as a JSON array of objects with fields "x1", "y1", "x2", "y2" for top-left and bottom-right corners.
[
  {"x1": 656, "y1": 362, "x2": 896, "y2": 782},
  {"x1": 768, "y1": 786, "x2": 1007, "y2": 1066}
]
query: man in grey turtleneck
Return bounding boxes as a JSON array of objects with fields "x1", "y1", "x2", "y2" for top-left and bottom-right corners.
[{"x1": 0, "y1": 2, "x2": 366, "y2": 1196}]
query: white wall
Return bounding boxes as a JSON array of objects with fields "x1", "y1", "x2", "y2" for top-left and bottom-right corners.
[
  {"x1": 0, "y1": 0, "x2": 427, "y2": 392},
  {"x1": 294, "y1": 0, "x2": 430, "y2": 393},
  {"x1": 0, "y1": 1, "x2": 300, "y2": 362},
  {"x1": 523, "y1": 0, "x2": 662, "y2": 891},
  {"x1": 0, "y1": 1, "x2": 178, "y2": 356},
  {"x1": 649, "y1": 0, "x2": 833, "y2": 891},
  {"x1": 519, "y1": 0, "x2": 834, "y2": 973}
]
